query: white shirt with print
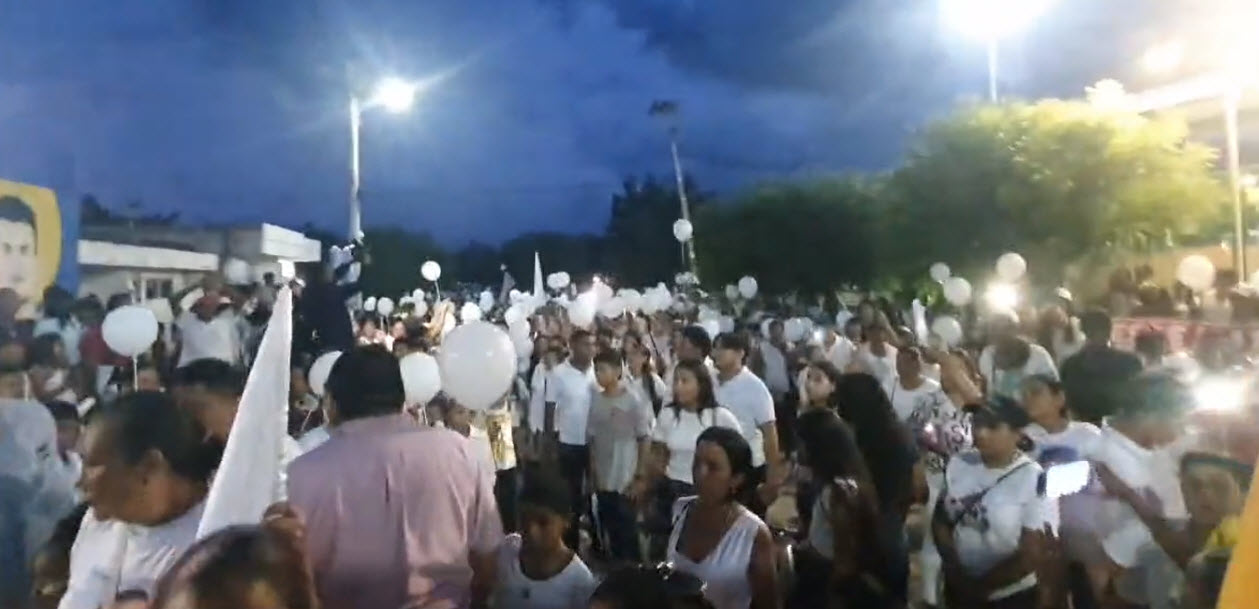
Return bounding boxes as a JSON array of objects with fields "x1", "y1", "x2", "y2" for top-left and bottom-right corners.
[
  {"x1": 944, "y1": 452, "x2": 1046, "y2": 600},
  {"x1": 176, "y1": 311, "x2": 242, "y2": 368},
  {"x1": 977, "y1": 343, "x2": 1058, "y2": 400},
  {"x1": 884, "y1": 376, "x2": 946, "y2": 423}
]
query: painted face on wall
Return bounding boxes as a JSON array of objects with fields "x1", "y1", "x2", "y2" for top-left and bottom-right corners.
[{"x1": 0, "y1": 197, "x2": 38, "y2": 304}]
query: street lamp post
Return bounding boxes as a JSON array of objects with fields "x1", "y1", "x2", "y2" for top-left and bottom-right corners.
[
  {"x1": 347, "y1": 77, "x2": 419, "y2": 241},
  {"x1": 649, "y1": 100, "x2": 698, "y2": 276},
  {"x1": 942, "y1": 0, "x2": 1054, "y2": 102}
]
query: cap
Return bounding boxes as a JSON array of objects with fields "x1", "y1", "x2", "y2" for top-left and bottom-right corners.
[{"x1": 970, "y1": 395, "x2": 1032, "y2": 429}]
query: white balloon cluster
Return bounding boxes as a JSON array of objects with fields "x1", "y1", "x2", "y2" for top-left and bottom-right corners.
[{"x1": 546, "y1": 272, "x2": 572, "y2": 291}]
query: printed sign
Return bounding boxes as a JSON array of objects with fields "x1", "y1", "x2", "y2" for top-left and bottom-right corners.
[
  {"x1": 0, "y1": 179, "x2": 62, "y2": 314},
  {"x1": 1112, "y1": 317, "x2": 1259, "y2": 353}
]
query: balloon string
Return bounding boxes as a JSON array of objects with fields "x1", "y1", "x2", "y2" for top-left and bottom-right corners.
[
  {"x1": 132, "y1": 356, "x2": 139, "y2": 392},
  {"x1": 434, "y1": 281, "x2": 442, "y2": 301}
]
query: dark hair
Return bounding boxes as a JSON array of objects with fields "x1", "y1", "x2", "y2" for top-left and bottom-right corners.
[
  {"x1": 42, "y1": 286, "x2": 74, "y2": 326},
  {"x1": 696, "y1": 426, "x2": 756, "y2": 506},
  {"x1": 594, "y1": 349, "x2": 624, "y2": 370},
  {"x1": 806, "y1": 360, "x2": 844, "y2": 408},
  {"x1": 44, "y1": 400, "x2": 80, "y2": 424},
  {"x1": 173, "y1": 359, "x2": 245, "y2": 397},
  {"x1": 622, "y1": 333, "x2": 663, "y2": 413},
  {"x1": 94, "y1": 391, "x2": 221, "y2": 485},
  {"x1": 519, "y1": 467, "x2": 572, "y2": 517},
  {"x1": 796, "y1": 409, "x2": 885, "y2": 568},
  {"x1": 570, "y1": 328, "x2": 593, "y2": 344},
  {"x1": 1080, "y1": 309, "x2": 1113, "y2": 340},
  {"x1": 591, "y1": 564, "x2": 715, "y2": 609},
  {"x1": 834, "y1": 373, "x2": 917, "y2": 514},
  {"x1": 713, "y1": 332, "x2": 749, "y2": 360},
  {"x1": 1021, "y1": 373, "x2": 1067, "y2": 419},
  {"x1": 26, "y1": 333, "x2": 63, "y2": 368},
  {"x1": 679, "y1": 325, "x2": 713, "y2": 359},
  {"x1": 0, "y1": 196, "x2": 35, "y2": 251},
  {"x1": 1134, "y1": 329, "x2": 1167, "y2": 361},
  {"x1": 326, "y1": 345, "x2": 405, "y2": 420},
  {"x1": 669, "y1": 359, "x2": 720, "y2": 422},
  {"x1": 105, "y1": 292, "x2": 132, "y2": 313},
  {"x1": 150, "y1": 523, "x2": 317, "y2": 609},
  {"x1": 1113, "y1": 371, "x2": 1193, "y2": 422}
]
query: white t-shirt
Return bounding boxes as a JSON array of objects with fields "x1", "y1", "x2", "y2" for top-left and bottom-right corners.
[
  {"x1": 528, "y1": 365, "x2": 554, "y2": 433},
  {"x1": 59, "y1": 503, "x2": 205, "y2": 609},
  {"x1": 548, "y1": 361, "x2": 597, "y2": 446},
  {"x1": 1023, "y1": 421, "x2": 1101, "y2": 462},
  {"x1": 296, "y1": 425, "x2": 330, "y2": 453},
  {"x1": 853, "y1": 344, "x2": 898, "y2": 386},
  {"x1": 978, "y1": 343, "x2": 1058, "y2": 400},
  {"x1": 495, "y1": 533, "x2": 595, "y2": 609},
  {"x1": 624, "y1": 371, "x2": 669, "y2": 412},
  {"x1": 883, "y1": 376, "x2": 946, "y2": 423},
  {"x1": 943, "y1": 452, "x2": 1046, "y2": 600},
  {"x1": 714, "y1": 367, "x2": 777, "y2": 468},
  {"x1": 651, "y1": 407, "x2": 742, "y2": 484},
  {"x1": 176, "y1": 311, "x2": 241, "y2": 368},
  {"x1": 1088, "y1": 425, "x2": 1158, "y2": 568},
  {"x1": 825, "y1": 336, "x2": 856, "y2": 372}
]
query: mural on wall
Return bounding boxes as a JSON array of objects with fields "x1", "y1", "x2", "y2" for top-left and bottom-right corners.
[{"x1": 0, "y1": 179, "x2": 61, "y2": 316}]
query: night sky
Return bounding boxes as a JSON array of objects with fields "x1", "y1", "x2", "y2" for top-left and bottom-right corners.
[{"x1": 0, "y1": 0, "x2": 1240, "y2": 243}]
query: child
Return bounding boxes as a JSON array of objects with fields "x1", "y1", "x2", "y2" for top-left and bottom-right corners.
[
  {"x1": 495, "y1": 468, "x2": 596, "y2": 609},
  {"x1": 586, "y1": 349, "x2": 652, "y2": 562}
]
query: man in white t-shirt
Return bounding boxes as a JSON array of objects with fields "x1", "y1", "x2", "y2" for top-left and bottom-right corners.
[
  {"x1": 1083, "y1": 372, "x2": 1190, "y2": 607},
  {"x1": 884, "y1": 346, "x2": 947, "y2": 423},
  {"x1": 175, "y1": 293, "x2": 242, "y2": 368},
  {"x1": 712, "y1": 332, "x2": 780, "y2": 512},
  {"x1": 851, "y1": 323, "x2": 898, "y2": 387},
  {"x1": 823, "y1": 326, "x2": 856, "y2": 373},
  {"x1": 545, "y1": 329, "x2": 597, "y2": 548},
  {"x1": 978, "y1": 311, "x2": 1057, "y2": 401}
]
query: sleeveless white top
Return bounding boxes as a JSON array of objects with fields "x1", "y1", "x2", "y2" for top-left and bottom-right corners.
[{"x1": 667, "y1": 497, "x2": 763, "y2": 609}]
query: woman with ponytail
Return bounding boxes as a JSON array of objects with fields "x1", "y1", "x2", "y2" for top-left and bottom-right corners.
[
  {"x1": 667, "y1": 426, "x2": 780, "y2": 609},
  {"x1": 59, "y1": 391, "x2": 223, "y2": 609}
]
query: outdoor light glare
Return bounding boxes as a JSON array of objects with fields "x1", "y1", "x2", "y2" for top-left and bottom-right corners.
[
  {"x1": 984, "y1": 283, "x2": 1020, "y2": 311},
  {"x1": 371, "y1": 77, "x2": 418, "y2": 113},
  {"x1": 1194, "y1": 377, "x2": 1246, "y2": 413},
  {"x1": 942, "y1": 0, "x2": 1054, "y2": 40},
  {"x1": 1141, "y1": 40, "x2": 1185, "y2": 75}
]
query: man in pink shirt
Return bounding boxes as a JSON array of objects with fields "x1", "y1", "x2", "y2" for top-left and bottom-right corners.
[{"x1": 288, "y1": 345, "x2": 503, "y2": 609}]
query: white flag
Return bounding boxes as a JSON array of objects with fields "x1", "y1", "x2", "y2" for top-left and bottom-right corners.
[
  {"x1": 197, "y1": 287, "x2": 293, "y2": 539},
  {"x1": 533, "y1": 251, "x2": 544, "y2": 299}
]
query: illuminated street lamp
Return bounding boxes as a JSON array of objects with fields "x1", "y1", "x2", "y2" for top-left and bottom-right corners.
[
  {"x1": 942, "y1": 0, "x2": 1055, "y2": 102},
  {"x1": 348, "y1": 77, "x2": 419, "y2": 240}
]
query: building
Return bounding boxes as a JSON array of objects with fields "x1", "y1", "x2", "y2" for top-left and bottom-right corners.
[{"x1": 77, "y1": 222, "x2": 322, "y2": 301}]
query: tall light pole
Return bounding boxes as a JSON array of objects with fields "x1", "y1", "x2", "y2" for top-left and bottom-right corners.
[
  {"x1": 649, "y1": 100, "x2": 698, "y2": 275},
  {"x1": 942, "y1": 0, "x2": 1055, "y2": 102},
  {"x1": 348, "y1": 76, "x2": 419, "y2": 241}
]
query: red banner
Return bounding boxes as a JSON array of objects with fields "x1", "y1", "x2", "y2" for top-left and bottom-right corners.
[{"x1": 1112, "y1": 317, "x2": 1259, "y2": 353}]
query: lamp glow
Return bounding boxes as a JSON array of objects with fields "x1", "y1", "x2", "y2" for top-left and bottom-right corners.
[
  {"x1": 984, "y1": 283, "x2": 1020, "y2": 311},
  {"x1": 1141, "y1": 40, "x2": 1185, "y2": 75},
  {"x1": 942, "y1": 0, "x2": 1054, "y2": 40},
  {"x1": 371, "y1": 77, "x2": 418, "y2": 113}
]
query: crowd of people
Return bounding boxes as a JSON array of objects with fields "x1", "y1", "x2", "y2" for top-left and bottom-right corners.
[{"x1": 0, "y1": 256, "x2": 1256, "y2": 609}]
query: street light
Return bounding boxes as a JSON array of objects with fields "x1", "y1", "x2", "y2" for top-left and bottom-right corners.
[
  {"x1": 348, "y1": 77, "x2": 419, "y2": 240},
  {"x1": 942, "y1": 0, "x2": 1054, "y2": 102}
]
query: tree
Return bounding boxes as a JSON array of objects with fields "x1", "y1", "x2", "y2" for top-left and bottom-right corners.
[
  {"x1": 603, "y1": 175, "x2": 707, "y2": 287},
  {"x1": 452, "y1": 241, "x2": 502, "y2": 286},
  {"x1": 359, "y1": 227, "x2": 448, "y2": 298},
  {"x1": 695, "y1": 176, "x2": 881, "y2": 296},
  {"x1": 498, "y1": 231, "x2": 605, "y2": 287},
  {"x1": 883, "y1": 99, "x2": 1230, "y2": 283}
]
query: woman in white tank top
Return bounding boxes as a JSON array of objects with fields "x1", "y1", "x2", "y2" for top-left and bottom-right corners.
[{"x1": 667, "y1": 426, "x2": 779, "y2": 609}]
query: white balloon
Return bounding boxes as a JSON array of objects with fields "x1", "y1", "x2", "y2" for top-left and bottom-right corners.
[
  {"x1": 942, "y1": 277, "x2": 973, "y2": 306},
  {"x1": 376, "y1": 297, "x2": 395, "y2": 316},
  {"x1": 672, "y1": 218, "x2": 694, "y2": 243},
  {"x1": 931, "y1": 315, "x2": 964, "y2": 347},
  {"x1": 547, "y1": 273, "x2": 562, "y2": 290},
  {"x1": 784, "y1": 318, "x2": 807, "y2": 343},
  {"x1": 593, "y1": 281, "x2": 613, "y2": 304},
  {"x1": 364, "y1": 296, "x2": 378, "y2": 312},
  {"x1": 995, "y1": 252, "x2": 1028, "y2": 282},
  {"x1": 618, "y1": 289, "x2": 643, "y2": 313},
  {"x1": 699, "y1": 320, "x2": 720, "y2": 340},
  {"x1": 599, "y1": 297, "x2": 626, "y2": 319},
  {"x1": 102, "y1": 305, "x2": 159, "y2": 357},
  {"x1": 399, "y1": 352, "x2": 442, "y2": 405},
  {"x1": 697, "y1": 305, "x2": 720, "y2": 322},
  {"x1": 929, "y1": 262, "x2": 952, "y2": 283},
  {"x1": 569, "y1": 291, "x2": 597, "y2": 328},
  {"x1": 412, "y1": 288, "x2": 426, "y2": 301},
  {"x1": 509, "y1": 289, "x2": 524, "y2": 303},
  {"x1": 413, "y1": 300, "x2": 429, "y2": 317},
  {"x1": 556, "y1": 272, "x2": 571, "y2": 289},
  {"x1": 1177, "y1": 255, "x2": 1216, "y2": 291},
  {"x1": 724, "y1": 284, "x2": 739, "y2": 300},
  {"x1": 438, "y1": 321, "x2": 516, "y2": 411},
  {"x1": 460, "y1": 301, "x2": 483, "y2": 322},
  {"x1": 718, "y1": 316, "x2": 735, "y2": 333},
  {"x1": 308, "y1": 351, "x2": 342, "y2": 398},
  {"x1": 223, "y1": 259, "x2": 251, "y2": 285},
  {"x1": 421, "y1": 260, "x2": 442, "y2": 282},
  {"x1": 738, "y1": 276, "x2": 758, "y2": 299},
  {"x1": 478, "y1": 291, "x2": 495, "y2": 313}
]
